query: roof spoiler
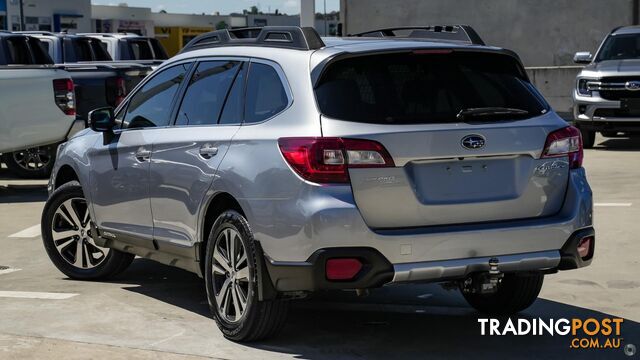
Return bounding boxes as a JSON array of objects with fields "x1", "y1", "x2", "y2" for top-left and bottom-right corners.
[
  {"x1": 179, "y1": 26, "x2": 325, "y2": 54},
  {"x1": 349, "y1": 25, "x2": 485, "y2": 46}
]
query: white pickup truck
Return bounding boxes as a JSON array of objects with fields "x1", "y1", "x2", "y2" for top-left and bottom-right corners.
[{"x1": 0, "y1": 32, "x2": 79, "y2": 178}]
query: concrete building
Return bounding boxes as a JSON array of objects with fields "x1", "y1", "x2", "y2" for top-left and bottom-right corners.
[
  {"x1": 339, "y1": 0, "x2": 639, "y2": 67},
  {"x1": 339, "y1": 0, "x2": 640, "y2": 117},
  {"x1": 91, "y1": 4, "x2": 154, "y2": 36},
  {"x1": 0, "y1": 0, "x2": 91, "y2": 33}
]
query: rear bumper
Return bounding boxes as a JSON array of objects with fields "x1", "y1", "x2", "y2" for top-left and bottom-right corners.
[
  {"x1": 263, "y1": 227, "x2": 595, "y2": 292},
  {"x1": 254, "y1": 167, "x2": 592, "y2": 263}
]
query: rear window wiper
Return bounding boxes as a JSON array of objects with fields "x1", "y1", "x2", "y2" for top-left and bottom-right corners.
[{"x1": 456, "y1": 107, "x2": 530, "y2": 121}]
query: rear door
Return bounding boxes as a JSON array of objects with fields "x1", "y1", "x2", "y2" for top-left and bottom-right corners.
[
  {"x1": 315, "y1": 50, "x2": 569, "y2": 228},
  {"x1": 147, "y1": 59, "x2": 245, "y2": 249}
]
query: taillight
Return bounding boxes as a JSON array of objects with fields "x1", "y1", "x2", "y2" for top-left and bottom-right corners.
[
  {"x1": 53, "y1": 78, "x2": 75, "y2": 116},
  {"x1": 107, "y1": 76, "x2": 127, "y2": 107},
  {"x1": 115, "y1": 77, "x2": 126, "y2": 106},
  {"x1": 278, "y1": 137, "x2": 395, "y2": 183},
  {"x1": 541, "y1": 126, "x2": 583, "y2": 169}
]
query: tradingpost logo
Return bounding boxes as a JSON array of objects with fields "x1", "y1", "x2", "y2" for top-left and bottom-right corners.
[{"x1": 478, "y1": 317, "x2": 632, "y2": 353}]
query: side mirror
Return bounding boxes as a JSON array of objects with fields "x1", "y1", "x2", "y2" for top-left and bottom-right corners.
[
  {"x1": 88, "y1": 107, "x2": 115, "y2": 133},
  {"x1": 574, "y1": 51, "x2": 593, "y2": 64}
]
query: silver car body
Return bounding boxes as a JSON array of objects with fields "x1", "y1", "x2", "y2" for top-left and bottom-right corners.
[{"x1": 50, "y1": 37, "x2": 593, "y2": 288}]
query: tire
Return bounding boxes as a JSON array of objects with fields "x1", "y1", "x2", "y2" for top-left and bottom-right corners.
[
  {"x1": 2, "y1": 145, "x2": 56, "y2": 178},
  {"x1": 205, "y1": 210, "x2": 289, "y2": 342},
  {"x1": 41, "y1": 181, "x2": 134, "y2": 280},
  {"x1": 461, "y1": 273, "x2": 544, "y2": 315},
  {"x1": 579, "y1": 128, "x2": 595, "y2": 149},
  {"x1": 600, "y1": 131, "x2": 617, "y2": 138}
]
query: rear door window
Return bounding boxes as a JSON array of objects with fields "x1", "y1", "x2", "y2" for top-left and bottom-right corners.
[
  {"x1": 315, "y1": 51, "x2": 547, "y2": 124},
  {"x1": 244, "y1": 62, "x2": 289, "y2": 124},
  {"x1": 219, "y1": 62, "x2": 247, "y2": 125},
  {"x1": 175, "y1": 60, "x2": 242, "y2": 126}
]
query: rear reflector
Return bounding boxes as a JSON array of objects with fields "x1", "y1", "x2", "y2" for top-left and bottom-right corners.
[
  {"x1": 278, "y1": 137, "x2": 395, "y2": 183},
  {"x1": 53, "y1": 78, "x2": 75, "y2": 116},
  {"x1": 577, "y1": 236, "x2": 593, "y2": 259},
  {"x1": 541, "y1": 126, "x2": 583, "y2": 169},
  {"x1": 326, "y1": 258, "x2": 363, "y2": 281}
]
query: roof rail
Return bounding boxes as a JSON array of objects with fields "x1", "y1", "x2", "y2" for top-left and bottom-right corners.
[
  {"x1": 349, "y1": 25, "x2": 485, "y2": 46},
  {"x1": 179, "y1": 26, "x2": 325, "y2": 54}
]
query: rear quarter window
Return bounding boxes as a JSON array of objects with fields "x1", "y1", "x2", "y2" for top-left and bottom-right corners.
[
  {"x1": 315, "y1": 51, "x2": 547, "y2": 124},
  {"x1": 244, "y1": 62, "x2": 289, "y2": 124}
]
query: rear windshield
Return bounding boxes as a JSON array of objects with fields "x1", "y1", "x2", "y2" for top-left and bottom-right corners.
[{"x1": 315, "y1": 51, "x2": 547, "y2": 124}]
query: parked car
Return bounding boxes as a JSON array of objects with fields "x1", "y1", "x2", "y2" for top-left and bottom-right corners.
[
  {"x1": 43, "y1": 26, "x2": 594, "y2": 341},
  {"x1": 79, "y1": 33, "x2": 168, "y2": 69},
  {"x1": 573, "y1": 25, "x2": 640, "y2": 148},
  {"x1": 18, "y1": 32, "x2": 153, "y2": 122},
  {"x1": 0, "y1": 32, "x2": 78, "y2": 178}
]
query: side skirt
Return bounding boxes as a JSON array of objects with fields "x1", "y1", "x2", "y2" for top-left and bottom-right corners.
[{"x1": 93, "y1": 227, "x2": 201, "y2": 276}]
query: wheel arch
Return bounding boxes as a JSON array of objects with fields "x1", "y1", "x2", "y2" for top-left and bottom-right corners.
[
  {"x1": 198, "y1": 191, "x2": 277, "y2": 300},
  {"x1": 199, "y1": 192, "x2": 246, "y2": 273},
  {"x1": 54, "y1": 164, "x2": 79, "y2": 189}
]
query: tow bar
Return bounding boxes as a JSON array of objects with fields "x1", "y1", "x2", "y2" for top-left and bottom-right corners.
[{"x1": 461, "y1": 257, "x2": 504, "y2": 294}]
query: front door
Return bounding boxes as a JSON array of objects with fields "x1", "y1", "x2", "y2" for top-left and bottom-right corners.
[{"x1": 89, "y1": 62, "x2": 194, "y2": 245}]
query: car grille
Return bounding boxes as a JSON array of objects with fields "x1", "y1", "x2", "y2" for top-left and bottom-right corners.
[{"x1": 593, "y1": 77, "x2": 640, "y2": 100}]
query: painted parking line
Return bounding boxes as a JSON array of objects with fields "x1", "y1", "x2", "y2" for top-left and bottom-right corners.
[
  {"x1": 8, "y1": 225, "x2": 41, "y2": 238},
  {"x1": 0, "y1": 268, "x2": 21, "y2": 276},
  {"x1": 594, "y1": 203, "x2": 633, "y2": 207},
  {"x1": 0, "y1": 291, "x2": 78, "y2": 300}
]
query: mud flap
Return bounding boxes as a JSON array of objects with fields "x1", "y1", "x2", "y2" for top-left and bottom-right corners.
[{"x1": 254, "y1": 241, "x2": 278, "y2": 301}]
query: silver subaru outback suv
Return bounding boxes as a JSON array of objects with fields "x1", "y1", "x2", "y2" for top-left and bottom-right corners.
[{"x1": 42, "y1": 26, "x2": 594, "y2": 341}]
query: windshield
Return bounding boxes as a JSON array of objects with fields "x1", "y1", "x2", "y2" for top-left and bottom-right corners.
[
  {"x1": 315, "y1": 51, "x2": 548, "y2": 125},
  {"x1": 596, "y1": 33, "x2": 640, "y2": 61}
]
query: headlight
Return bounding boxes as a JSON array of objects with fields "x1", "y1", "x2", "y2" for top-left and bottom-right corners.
[{"x1": 577, "y1": 79, "x2": 592, "y2": 96}]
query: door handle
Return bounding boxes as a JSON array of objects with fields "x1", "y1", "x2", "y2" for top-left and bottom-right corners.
[
  {"x1": 135, "y1": 148, "x2": 151, "y2": 162},
  {"x1": 199, "y1": 144, "x2": 218, "y2": 159}
]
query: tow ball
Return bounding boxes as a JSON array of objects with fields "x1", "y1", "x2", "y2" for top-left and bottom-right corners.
[{"x1": 461, "y1": 258, "x2": 504, "y2": 295}]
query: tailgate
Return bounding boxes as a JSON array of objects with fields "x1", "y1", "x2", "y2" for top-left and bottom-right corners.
[
  {"x1": 0, "y1": 68, "x2": 74, "y2": 152},
  {"x1": 322, "y1": 117, "x2": 569, "y2": 228},
  {"x1": 313, "y1": 49, "x2": 571, "y2": 229},
  {"x1": 64, "y1": 63, "x2": 150, "y2": 119}
]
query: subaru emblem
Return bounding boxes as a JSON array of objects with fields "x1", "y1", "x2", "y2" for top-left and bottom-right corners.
[
  {"x1": 625, "y1": 81, "x2": 640, "y2": 91},
  {"x1": 461, "y1": 134, "x2": 486, "y2": 150}
]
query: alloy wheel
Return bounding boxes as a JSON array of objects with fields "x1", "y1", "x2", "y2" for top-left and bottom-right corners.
[
  {"x1": 12, "y1": 147, "x2": 51, "y2": 172},
  {"x1": 50, "y1": 197, "x2": 110, "y2": 269},
  {"x1": 212, "y1": 227, "x2": 250, "y2": 323}
]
